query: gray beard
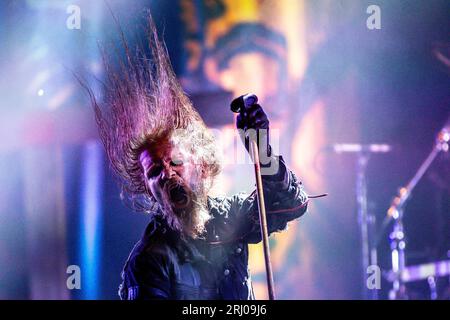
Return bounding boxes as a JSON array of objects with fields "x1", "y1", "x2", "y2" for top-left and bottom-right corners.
[{"x1": 159, "y1": 176, "x2": 210, "y2": 239}]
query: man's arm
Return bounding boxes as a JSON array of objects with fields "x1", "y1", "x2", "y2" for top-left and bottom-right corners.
[
  {"x1": 231, "y1": 155, "x2": 308, "y2": 244},
  {"x1": 228, "y1": 96, "x2": 308, "y2": 243}
]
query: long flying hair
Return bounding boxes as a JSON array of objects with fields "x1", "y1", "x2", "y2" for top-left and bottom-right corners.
[{"x1": 80, "y1": 13, "x2": 221, "y2": 214}]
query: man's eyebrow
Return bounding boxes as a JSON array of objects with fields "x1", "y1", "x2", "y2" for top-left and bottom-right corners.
[{"x1": 171, "y1": 152, "x2": 184, "y2": 158}]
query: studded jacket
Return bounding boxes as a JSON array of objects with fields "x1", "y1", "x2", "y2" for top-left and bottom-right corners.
[{"x1": 118, "y1": 156, "x2": 308, "y2": 300}]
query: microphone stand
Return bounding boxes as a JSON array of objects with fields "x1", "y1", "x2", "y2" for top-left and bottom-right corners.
[
  {"x1": 250, "y1": 138, "x2": 275, "y2": 300},
  {"x1": 356, "y1": 151, "x2": 377, "y2": 300},
  {"x1": 334, "y1": 143, "x2": 392, "y2": 299},
  {"x1": 231, "y1": 94, "x2": 275, "y2": 300}
]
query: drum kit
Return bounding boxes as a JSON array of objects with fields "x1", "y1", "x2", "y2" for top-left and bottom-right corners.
[{"x1": 334, "y1": 118, "x2": 450, "y2": 300}]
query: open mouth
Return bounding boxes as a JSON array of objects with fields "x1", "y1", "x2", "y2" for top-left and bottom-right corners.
[{"x1": 166, "y1": 181, "x2": 190, "y2": 208}]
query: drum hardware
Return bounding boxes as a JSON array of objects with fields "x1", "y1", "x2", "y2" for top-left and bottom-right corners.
[{"x1": 381, "y1": 118, "x2": 449, "y2": 299}]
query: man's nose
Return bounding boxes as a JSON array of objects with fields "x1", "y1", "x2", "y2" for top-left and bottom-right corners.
[{"x1": 160, "y1": 164, "x2": 175, "y2": 181}]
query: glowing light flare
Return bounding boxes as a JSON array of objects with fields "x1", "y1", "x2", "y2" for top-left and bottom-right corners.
[
  {"x1": 205, "y1": 0, "x2": 259, "y2": 47},
  {"x1": 79, "y1": 141, "x2": 103, "y2": 299},
  {"x1": 27, "y1": 69, "x2": 51, "y2": 96},
  {"x1": 217, "y1": 53, "x2": 277, "y2": 101},
  {"x1": 47, "y1": 84, "x2": 75, "y2": 110},
  {"x1": 268, "y1": 0, "x2": 308, "y2": 81},
  {"x1": 392, "y1": 249, "x2": 399, "y2": 272},
  {"x1": 292, "y1": 100, "x2": 327, "y2": 193}
]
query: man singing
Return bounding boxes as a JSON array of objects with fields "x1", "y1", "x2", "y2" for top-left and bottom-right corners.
[{"x1": 84, "y1": 15, "x2": 309, "y2": 300}]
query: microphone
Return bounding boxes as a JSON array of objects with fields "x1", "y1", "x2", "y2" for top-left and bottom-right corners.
[{"x1": 230, "y1": 94, "x2": 258, "y2": 113}]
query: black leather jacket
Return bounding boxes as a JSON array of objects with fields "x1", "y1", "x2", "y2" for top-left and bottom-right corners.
[{"x1": 118, "y1": 156, "x2": 308, "y2": 300}]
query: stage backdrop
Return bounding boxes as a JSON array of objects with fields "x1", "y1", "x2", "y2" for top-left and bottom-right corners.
[{"x1": 1, "y1": 0, "x2": 449, "y2": 300}]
